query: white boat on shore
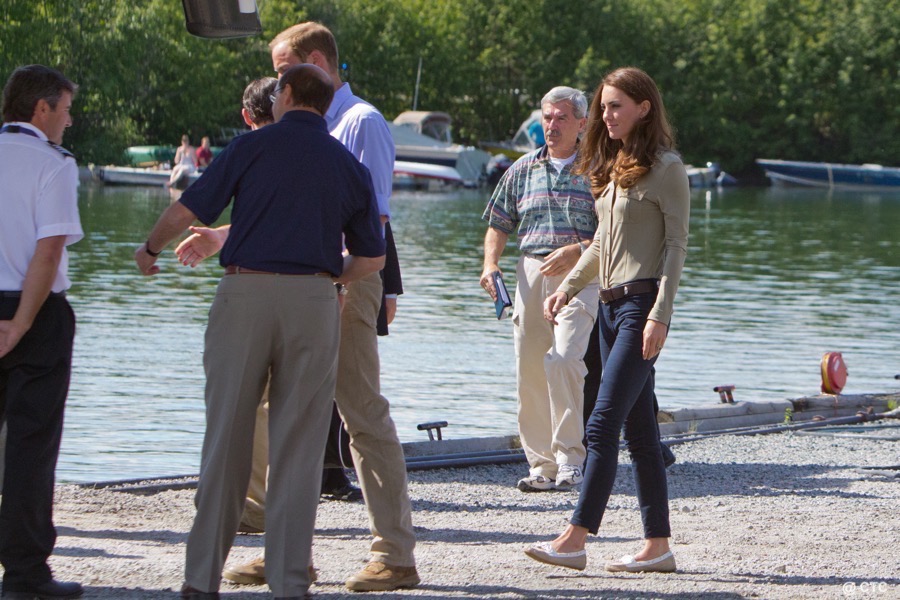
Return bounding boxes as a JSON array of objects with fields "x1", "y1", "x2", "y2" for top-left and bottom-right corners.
[
  {"x1": 390, "y1": 111, "x2": 492, "y2": 187},
  {"x1": 392, "y1": 160, "x2": 463, "y2": 190}
]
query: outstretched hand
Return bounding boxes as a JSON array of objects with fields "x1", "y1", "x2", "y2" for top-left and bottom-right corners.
[{"x1": 175, "y1": 226, "x2": 227, "y2": 267}]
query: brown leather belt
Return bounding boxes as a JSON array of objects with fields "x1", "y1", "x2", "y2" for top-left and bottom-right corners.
[
  {"x1": 224, "y1": 266, "x2": 330, "y2": 277},
  {"x1": 599, "y1": 279, "x2": 659, "y2": 304}
]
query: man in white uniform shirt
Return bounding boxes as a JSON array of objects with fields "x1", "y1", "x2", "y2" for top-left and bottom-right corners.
[{"x1": 0, "y1": 64, "x2": 84, "y2": 600}]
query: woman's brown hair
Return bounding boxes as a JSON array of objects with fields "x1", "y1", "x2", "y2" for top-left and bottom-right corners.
[{"x1": 574, "y1": 67, "x2": 675, "y2": 194}]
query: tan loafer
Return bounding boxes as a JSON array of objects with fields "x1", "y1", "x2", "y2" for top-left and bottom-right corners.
[
  {"x1": 605, "y1": 550, "x2": 676, "y2": 573},
  {"x1": 524, "y1": 541, "x2": 587, "y2": 571}
]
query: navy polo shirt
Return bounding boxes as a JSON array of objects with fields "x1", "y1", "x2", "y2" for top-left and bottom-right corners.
[{"x1": 180, "y1": 110, "x2": 385, "y2": 275}]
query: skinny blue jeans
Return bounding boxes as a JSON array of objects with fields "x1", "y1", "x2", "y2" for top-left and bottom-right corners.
[{"x1": 571, "y1": 291, "x2": 671, "y2": 539}]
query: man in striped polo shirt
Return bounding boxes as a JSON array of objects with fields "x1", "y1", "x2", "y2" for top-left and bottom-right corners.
[{"x1": 481, "y1": 86, "x2": 600, "y2": 492}]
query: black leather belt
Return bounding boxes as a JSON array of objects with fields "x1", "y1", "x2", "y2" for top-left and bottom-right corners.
[
  {"x1": 0, "y1": 291, "x2": 66, "y2": 298},
  {"x1": 599, "y1": 279, "x2": 659, "y2": 304}
]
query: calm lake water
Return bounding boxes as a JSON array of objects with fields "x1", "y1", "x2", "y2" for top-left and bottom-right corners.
[{"x1": 58, "y1": 183, "x2": 900, "y2": 483}]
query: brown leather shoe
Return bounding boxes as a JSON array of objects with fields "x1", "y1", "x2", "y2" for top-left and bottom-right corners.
[
  {"x1": 321, "y1": 482, "x2": 363, "y2": 502},
  {"x1": 345, "y1": 561, "x2": 420, "y2": 592},
  {"x1": 236, "y1": 521, "x2": 264, "y2": 534},
  {"x1": 179, "y1": 584, "x2": 220, "y2": 599},
  {"x1": 223, "y1": 556, "x2": 265, "y2": 585},
  {"x1": 222, "y1": 556, "x2": 318, "y2": 586}
]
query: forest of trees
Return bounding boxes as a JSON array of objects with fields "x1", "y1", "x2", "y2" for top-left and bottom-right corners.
[{"x1": 2, "y1": 0, "x2": 898, "y2": 177}]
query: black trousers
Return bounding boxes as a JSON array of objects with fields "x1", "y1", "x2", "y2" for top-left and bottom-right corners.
[{"x1": 0, "y1": 294, "x2": 75, "y2": 589}]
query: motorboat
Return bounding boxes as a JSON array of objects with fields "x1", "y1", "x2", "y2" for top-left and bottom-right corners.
[
  {"x1": 393, "y1": 111, "x2": 454, "y2": 143},
  {"x1": 756, "y1": 159, "x2": 900, "y2": 191},
  {"x1": 392, "y1": 160, "x2": 463, "y2": 191},
  {"x1": 686, "y1": 163, "x2": 737, "y2": 188},
  {"x1": 93, "y1": 165, "x2": 199, "y2": 189},
  {"x1": 390, "y1": 111, "x2": 492, "y2": 187},
  {"x1": 125, "y1": 145, "x2": 176, "y2": 167},
  {"x1": 478, "y1": 109, "x2": 542, "y2": 160}
]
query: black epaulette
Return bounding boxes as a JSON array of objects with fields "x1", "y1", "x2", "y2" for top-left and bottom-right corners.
[
  {"x1": 47, "y1": 141, "x2": 75, "y2": 160},
  {"x1": 1, "y1": 124, "x2": 74, "y2": 159}
]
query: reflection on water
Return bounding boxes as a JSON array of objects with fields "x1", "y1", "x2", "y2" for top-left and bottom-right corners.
[{"x1": 59, "y1": 184, "x2": 900, "y2": 482}]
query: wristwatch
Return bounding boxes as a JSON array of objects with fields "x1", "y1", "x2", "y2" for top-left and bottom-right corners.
[{"x1": 334, "y1": 283, "x2": 348, "y2": 296}]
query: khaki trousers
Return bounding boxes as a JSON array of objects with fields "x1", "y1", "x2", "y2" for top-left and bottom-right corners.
[
  {"x1": 241, "y1": 393, "x2": 269, "y2": 531},
  {"x1": 184, "y1": 275, "x2": 339, "y2": 598},
  {"x1": 335, "y1": 271, "x2": 415, "y2": 565},
  {"x1": 238, "y1": 271, "x2": 416, "y2": 567},
  {"x1": 514, "y1": 254, "x2": 599, "y2": 478}
]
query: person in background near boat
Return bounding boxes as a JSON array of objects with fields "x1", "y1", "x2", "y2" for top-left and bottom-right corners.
[
  {"x1": 0, "y1": 64, "x2": 84, "y2": 600},
  {"x1": 481, "y1": 86, "x2": 600, "y2": 492},
  {"x1": 134, "y1": 64, "x2": 386, "y2": 600},
  {"x1": 525, "y1": 66, "x2": 689, "y2": 574},
  {"x1": 179, "y1": 22, "x2": 418, "y2": 593},
  {"x1": 168, "y1": 134, "x2": 197, "y2": 188},
  {"x1": 195, "y1": 136, "x2": 213, "y2": 169}
]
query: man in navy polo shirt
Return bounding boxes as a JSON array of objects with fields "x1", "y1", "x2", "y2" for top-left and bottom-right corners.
[{"x1": 134, "y1": 64, "x2": 385, "y2": 600}]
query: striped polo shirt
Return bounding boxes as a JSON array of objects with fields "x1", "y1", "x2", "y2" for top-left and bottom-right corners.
[{"x1": 482, "y1": 145, "x2": 597, "y2": 255}]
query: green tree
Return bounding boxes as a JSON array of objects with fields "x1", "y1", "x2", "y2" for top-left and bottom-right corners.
[{"x1": 2, "y1": 0, "x2": 897, "y2": 173}]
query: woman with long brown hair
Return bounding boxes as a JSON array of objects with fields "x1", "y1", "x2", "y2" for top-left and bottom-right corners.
[{"x1": 525, "y1": 67, "x2": 690, "y2": 573}]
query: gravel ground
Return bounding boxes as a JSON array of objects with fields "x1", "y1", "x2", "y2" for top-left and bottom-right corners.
[{"x1": 22, "y1": 424, "x2": 900, "y2": 599}]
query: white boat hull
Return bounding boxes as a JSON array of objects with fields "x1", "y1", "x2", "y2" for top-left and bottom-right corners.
[
  {"x1": 95, "y1": 166, "x2": 200, "y2": 187},
  {"x1": 392, "y1": 160, "x2": 463, "y2": 190}
]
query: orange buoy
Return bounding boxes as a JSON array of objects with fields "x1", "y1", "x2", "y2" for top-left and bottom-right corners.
[{"x1": 820, "y1": 352, "x2": 848, "y2": 394}]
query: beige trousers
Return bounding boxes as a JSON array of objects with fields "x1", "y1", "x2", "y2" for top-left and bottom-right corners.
[
  {"x1": 184, "y1": 275, "x2": 338, "y2": 598},
  {"x1": 514, "y1": 254, "x2": 599, "y2": 478},
  {"x1": 239, "y1": 271, "x2": 416, "y2": 567},
  {"x1": 241, "y1": 393, "x2": 269, "y2": 531}
]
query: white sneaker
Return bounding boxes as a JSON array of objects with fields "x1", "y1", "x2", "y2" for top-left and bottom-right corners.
[
  {"x1": 517, "y1": 474, "x2": 555, "y2": 492},
  {"x1": 555, "y1": 464, "x2": 583, "y2": 488}
]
